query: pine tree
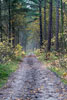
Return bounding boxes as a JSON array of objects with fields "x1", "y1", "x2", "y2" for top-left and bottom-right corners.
[
  {"x1": 61, "y1": 0, "x2": 64, "y2": 50},
  {"x1": 56, "y1": 0, "x2": 60, "y2": 51},
  {"x1": 44, "y1": 0, "x2": 47, "y2": 40},
  {"x1": 25, "y1": 0, "x2": 43, "y2": 48},
  {"x1": 8, "y1": 0, "x2": 12, "y2": 43},
  {"x1": 39, "y1": 0, "x2": 43, "y2": 47},
  {"x1": 47, "y1": 0, "x2": 53, "y2": 51},
  {"x1": 0, "y1": 0, "x2": 2, "y2": 42}
]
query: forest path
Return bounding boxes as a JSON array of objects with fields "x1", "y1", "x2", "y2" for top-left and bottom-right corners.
[{"x1": 0, "y1": 55, "x2": 67, "y2": 100}]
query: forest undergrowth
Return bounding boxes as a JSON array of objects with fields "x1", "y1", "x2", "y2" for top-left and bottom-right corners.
[
  {"x1": 34, "y1": 49, "x2": 67, "y2": 84},
  {"x1": 0, "y1": 42, "x2": 25, "y2": 88}
]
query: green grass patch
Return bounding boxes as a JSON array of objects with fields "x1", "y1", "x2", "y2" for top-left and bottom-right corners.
[
  {"x1": 38, "y1": 53, "x2": 45, "y2": 62},
  {"x1": 37, "y1": 52, "x2": 59, "y2": 63},
  {"x1": 49, "y1": 67, "x2": 67, "y2": 85},
  {"x1": 61, "y1": 79, "x2": 67, "y2": 85},
  {"x1": 0, "y1": 60, "x2": 19, "y2": 88},
  {"x1": 35, "y1": 50, "x2": 67, "y2": 85}
]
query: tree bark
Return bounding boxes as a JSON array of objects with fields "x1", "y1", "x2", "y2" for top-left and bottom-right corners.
[
  {"x1": 44, "y1": 0, "x2": 47, "y2": 40},
  {"x1": 8, "y1": 0, "x2": 12, "y2": 43},
  {"x1": 47, "y1": 0, "x2": 53, "y2": 51},
  {"x1": 39, "y1": 0, "x2": 43, "y2": 48},
  {"x1": 0, "y1": 0, "x2": 2, "y2": 42},
  {"x1": 56, "y1": 0, "x2": 59, "y2": 51},
  {"x1": 61, "y1": 0, "x2": 64, "y2": 50},
  {"x1": 12, "y1": 22, "x2": 15, "y2": 47}
]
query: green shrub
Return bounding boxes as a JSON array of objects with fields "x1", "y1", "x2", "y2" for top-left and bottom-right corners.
[
  {"x1": 59, "y1": 57, "x2": 67, "y2": 69},
  {"x1": 14, "y1": 44, "x2": 25, "y2": 59},
  {"x1": 34, "y1": 49, "x2": 41, "y2": 56},
  {"x1": 0, "y1": 41, "x2": 13, "y2": 63},
  {"x1": 0, "y1": 41, "x2": 25, "y2": 64}
]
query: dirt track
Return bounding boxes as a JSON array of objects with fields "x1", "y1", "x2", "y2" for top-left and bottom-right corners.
[{"x1": 0, "y1": 56, "x2": 67, "y2": 100}]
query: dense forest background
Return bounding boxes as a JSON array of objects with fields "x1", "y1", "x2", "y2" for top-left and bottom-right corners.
[
  {"x1": 0, "y1": 0, "x2": 67, "y2": 87},
  {"x1": 0, "y1": 0, "x2": 67, "y2": 51}
]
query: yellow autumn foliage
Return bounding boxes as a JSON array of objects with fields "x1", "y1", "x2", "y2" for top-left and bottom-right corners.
[
  {"x1": 55, "y1": 67, "x2": 59, "y2": 71},
  {"x1": 14, "y1": 44, "x2": 25, "y2": 58},
  {"x1": 0, "y1": 41, "x2": 13, "y2": 63},
  {"x1": 63, "y1": 72, "x2": 67, "y2": 77},
  {"x1": 0, "y1": 42, "x2": 25, "y2": 63},
  {"x1": 34, "y1": 49, "x2": 41, "y2": 56}
]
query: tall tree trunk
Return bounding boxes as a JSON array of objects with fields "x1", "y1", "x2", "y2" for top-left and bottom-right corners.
[
  {"x1": 61, "y1": 0, "x2": 64, "y2": 36},
  {"x1": 61, "y1": 0, "x2": 64, "y2": 50},
  {"x1": 18, "y1": 28, "x2": 19, "y2": 44},
  {"x1": 0, "y1": 0, "x2": 2, "y2": 42},
  {"x1": 56, "y1": 0, "x2": 59, "y2": 51},
  {"x1": 12, "y1": 22, "x2": 15, "y2": 47},
  {"x1": 8, "y1": 0, "x2": 11, "y2": 43},
  {"x1": 44, "y1": 0, "x2": 47, "y2": 40},
  {"x1": 47, "y1": 0, "x2": 53, "y2": 51},
  {"x1": 39, "y1": 0, "x2": 43, "y2": 48}
]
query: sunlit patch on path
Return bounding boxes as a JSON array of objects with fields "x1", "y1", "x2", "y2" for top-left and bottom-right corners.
[{"x1": 0, "y1": 55, "x2": 67, "y2": 100}]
